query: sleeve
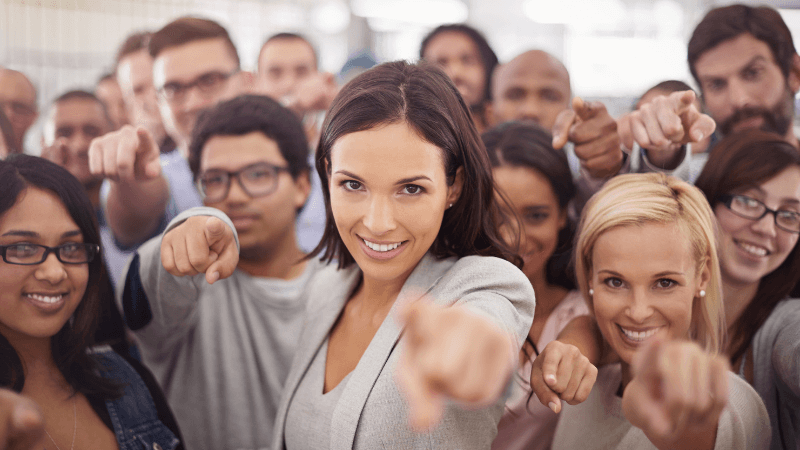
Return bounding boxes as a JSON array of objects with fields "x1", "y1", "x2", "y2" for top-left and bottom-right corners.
[
  {"x1": 770, "y1": 302, "x2": 800, "y2": 397},
  {"x1": 116, "y1": 206, "x2": 239, "y2": 358},
  {"x1": 443, "y1": 256, "x2": 536, "y2": 350},
  {"x1": 628, "y1": 143, "x2": 692, "y2": 180},
  {"x1": 713, "y1": 373, "x2": 772, "y2": 450}
]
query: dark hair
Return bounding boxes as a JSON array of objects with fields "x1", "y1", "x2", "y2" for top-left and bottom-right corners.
[
  {"x1": 694, "y1": 129, "x2": 800, "y2": 364},
  {"x1": 0, "y1": 155, "x2": 120, "y2": 398},
  {"x1": 0, "y1": 108, "x2": 18, "y2": 156},
  {"x1": 149, "y1": 17, "x2": 240, "y2": 68},
  {"x1": 484, "y1": 121, "x2": 576, "y2": 290},
  {"x1": 115, "y1": 31, "x2": 152, "y2": 66},
  {"x1": 189, "y1": 94, "x2": 310, "y2": 182},
  {"x1": 688, "y1": 5, "x2": 797, "y2": 88},
  {"x1": 259, "y1": 32, "x2": 318, "y2": 69},
  {"x1": 419, "y1": 24, "x2": 499, "y2": 104},
  {"x1": 51, "y1": 90, "x2": 113, "y2": 130},
  {"x1": 310, "y1": 60, "x2": 520, "y2": 269}
]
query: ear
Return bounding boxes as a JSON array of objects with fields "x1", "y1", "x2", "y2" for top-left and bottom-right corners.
[
  {"x1": 557, "y1": 207, "x2": 568, "y2": 230},
  {"x1": 483, "y1": 101, "x2": 496, "y2": 128},
  {"x1": 446, "y1": 166, "x2": 464, "y2": 207},
  {"x1": 237, "y1": 70, "x2": 256, "y2": 94},
  {"x1": 696, "y1": 256, "x2": 712, "y2": 294},
  {"x1": 789, "y1": 53, "x2": 800, "y2": 94},
  {"x1": 292, "y1": 169, "x2": 312, "y2": 211}
]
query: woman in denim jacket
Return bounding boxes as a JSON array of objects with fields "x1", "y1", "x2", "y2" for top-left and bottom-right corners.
[{"x1": 0, "y1": 154, "x2": 182, "y2": 450}]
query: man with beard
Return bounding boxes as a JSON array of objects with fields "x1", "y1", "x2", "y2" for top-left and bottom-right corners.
[
  {"x1": 420, "y1": 24, "x2": 498, "y2": 133},
  {"x1": 618, "y1": 4, "x2": 800, "y2": 171}
]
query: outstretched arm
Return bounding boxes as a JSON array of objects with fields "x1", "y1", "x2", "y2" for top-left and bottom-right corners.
[{"x1": 0, "y1": 389, "x2": 44, "y2": 450}]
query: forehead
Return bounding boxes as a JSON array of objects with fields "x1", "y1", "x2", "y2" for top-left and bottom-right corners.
[
  {"x1": 494, "y1": 165, "x2": 557, "y2": 203},
  {"x1": 259, "y1": 39, "x2": 316, "y2": 69},
  {"x1": 424, "y1": 31, "x2": 481, "y2": 60},
  {"x1": 153, "y1": 38, "x2": 238, "y2": 86},
  {"x1": 0, "y1": 71, "x2": 36, "y2": 104},
  {"x1": 200, "y1": 131, "x2": 286, "y2": 170},
  {"x1": 695, "y1": 33, "x2": 781, "y2": 79},
  {"x1": 0, "y1": 187, "x2": 77, "y2": 233},
  {"x1": 593, "y1": 222, "x2": 695, "y2": 273},
  {"x1": 744, "y1": 166, "x2": 800, "y2": 200},
  {"x1": 330, "y1": 122, "x2": 446, "y2": 180},
  {"x1": 118, "y1": 50, "x2": 153, "y2": 83},
  {"x1": 496, "y1": 56, "x2": 570, "y2": 93},
  {"x1": 49, "y1": 98, "x2": 108, "y2": 127}
]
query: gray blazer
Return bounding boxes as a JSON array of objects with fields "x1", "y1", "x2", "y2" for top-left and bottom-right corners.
[{"x1": 271, "y1": 252, "x2": 536, "y2": 450}]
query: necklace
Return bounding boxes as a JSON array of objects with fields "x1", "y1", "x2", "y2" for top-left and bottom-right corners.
[{"x1": 44, "y1": 397, "x2": 77, "y2": 450}]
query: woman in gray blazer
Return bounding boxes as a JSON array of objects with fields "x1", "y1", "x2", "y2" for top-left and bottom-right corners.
[{"x1": 271, "y1": 61, "x2": 536, "y2": 450}]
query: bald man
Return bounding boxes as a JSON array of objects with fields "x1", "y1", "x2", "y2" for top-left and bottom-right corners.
[{"x1": 0, "y1": 68, "x2": 38, "y2": 152}]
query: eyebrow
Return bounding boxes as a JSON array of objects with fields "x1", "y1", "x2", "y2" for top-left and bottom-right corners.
[
  {"x1": 597, "y1": 269, "x2": 685, "y2": 277},
  {"x1": 334, "y1": 170, "x2": 432, "y2": 185},
  {"x1": 1, "y1": 230, "x2": 82, "y2": 238},
  {"x1": 742, "y1": 188, "x2": 800, "y2": 205}
]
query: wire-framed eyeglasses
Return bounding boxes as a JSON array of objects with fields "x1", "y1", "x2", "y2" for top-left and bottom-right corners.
[
  {"x1": 719, "y1": 194, "x2": 800, "y2": 233},
  {"x1": 0, "y1": 243, "x2": 100, "y2": 265}
]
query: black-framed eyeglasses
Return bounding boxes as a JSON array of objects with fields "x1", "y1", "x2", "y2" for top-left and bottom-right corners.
[
  {"x1": 0, "y1": 243, "x2": 100, "y2": 265},
  {"x1": 157, "y1": 69, "x2": 239, "y2": 103},
  {"x1": 719, "y1": 194, "x2": 800, "y2": 233},
  {"x1": 197, "y1": 162, "x2": 290, "y2": 203}
]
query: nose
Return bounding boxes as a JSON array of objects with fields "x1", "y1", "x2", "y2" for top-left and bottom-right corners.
[
  {"x1": 519, "y1": 99, "x2": 542, "y2": 123},
  {"x1": 751, "y1": 211, "x2": 778, "y2": 238},
  {"x1": 183, "y1": 86, "x2": 215, "y2": 116},
  {"x1": 728, "y1": 78, "x2": 753, "y2": 110},
  {"x1": 223, "y1": 176, "x2": 250, "y2": 206},
  {"x1": 626, "y1": 288, "x2": 655, "y2": 324},
  {"x1": 362, "y1": 195, "x2": 396, "y2": 235},
  {"x1": 34, "y1": 252, "x2": 68, "y2": 285}
]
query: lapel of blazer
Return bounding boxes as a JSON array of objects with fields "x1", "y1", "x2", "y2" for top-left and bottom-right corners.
[
  {"x1": 329, "y1": 252, "x2": 457, "y2": 450},
  {"x1": 272, "y1": 263, "x2": 361, "y2": 450}
]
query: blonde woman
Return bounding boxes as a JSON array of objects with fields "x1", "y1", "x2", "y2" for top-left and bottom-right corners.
[{"x1": 544, "y1": 173, "x2": 770, "y2": 449}]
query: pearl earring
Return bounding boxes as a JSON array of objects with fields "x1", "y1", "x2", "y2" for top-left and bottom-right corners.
[
  {"x1": 589, "y1": 288, "x2": 594, "y2": 296},
  {"x1": 448, "y1": 203, "x2": 453, "y2": 209},
  {"x1": 699, "y1": 290, "x2": 706, "y2": 298}
]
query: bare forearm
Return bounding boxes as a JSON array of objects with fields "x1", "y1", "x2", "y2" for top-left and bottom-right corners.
[{"x1": 106, "y1": 176, "x2": 170, "y2": 247}]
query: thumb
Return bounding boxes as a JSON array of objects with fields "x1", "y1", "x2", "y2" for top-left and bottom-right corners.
[
  {"x1": 572, "y1": 97, "x2": 593, "y2": 121},
  {"x1": 136, "y1": 127, "x2": 159, "y2": 157},
  {"x1": 203, "y1": 216, "x2": 228, "y2": 247}
]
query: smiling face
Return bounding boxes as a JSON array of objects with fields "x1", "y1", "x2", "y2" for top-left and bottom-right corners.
[
  {"x1": 256, "y1": 37, "x2": 317, "y2": 102},
  {"x1": 0, "y1": 187, "x2": 88, "y2": 346},
  {"x1": 494, "y1": 165, "x2": 565, "y2": 282},
  {"x1": 694, "y1": 33, "x2": 796, "y2": 138},
  {"x1": 423, "y1": 31, "x2": 487, "y2": 107},
  {"x1": 590, "y1": 222, "x2": 709, "y2": 365},
  {"x1": 200, "y1": 131, "x2": 309, "y2": 261},
  {"x1": 329, "y1": 121, "x2": 460, "y2": 289},
  {"x1": 714, "y1": 166, "x2": 800, "y2": 289}
]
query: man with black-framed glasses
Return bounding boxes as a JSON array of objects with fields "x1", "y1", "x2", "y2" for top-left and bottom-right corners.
[{"x1": 117, "y1": 95, "x2": 319, "y2": 450}]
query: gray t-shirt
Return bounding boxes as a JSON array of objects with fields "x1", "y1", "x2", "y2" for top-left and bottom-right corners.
[{"x1": 119, "y1": 207, "x2": 320, "y2": 450}]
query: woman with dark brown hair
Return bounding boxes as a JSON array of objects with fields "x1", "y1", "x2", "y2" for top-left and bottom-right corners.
[
  {"x1": 265, "y1": 60, "x2": 535, "y2": 449},
  {"x1": 694, "y1": 129, "x2": 800, "y2": 450}
]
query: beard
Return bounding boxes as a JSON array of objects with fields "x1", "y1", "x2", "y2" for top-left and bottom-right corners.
[{"x1": 718, "y1": 85, "x2": 795, "y2": 137}]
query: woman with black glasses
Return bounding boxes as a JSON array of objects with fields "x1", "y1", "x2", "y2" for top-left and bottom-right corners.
[
  {"x1": 694, "y1": 129, "x2": 800, "y2": 450},
  {"x1": 0, "y1": 154, "x2": 182, "y2": 450}
]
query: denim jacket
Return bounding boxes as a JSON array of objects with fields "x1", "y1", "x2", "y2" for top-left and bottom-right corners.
[{"x1": 92, "y1": 347, "x2": 180, "y2": 450}]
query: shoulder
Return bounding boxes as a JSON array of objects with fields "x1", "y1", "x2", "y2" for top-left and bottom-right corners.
[
  {"x1": 440, "y1": 255, "x2": 532, "y2": 292},
  {"x1": 716, "y1": 372, "x2": 772, "y2": 450}
]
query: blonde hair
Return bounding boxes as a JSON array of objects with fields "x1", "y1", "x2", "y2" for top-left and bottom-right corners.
[{"x1": 575, "y1": 173, "x2": 724, "y2": 354}]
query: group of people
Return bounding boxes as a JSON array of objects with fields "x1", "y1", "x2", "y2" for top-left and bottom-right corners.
[{"x1": 0, "y1": 3, "x2": 799, "y2": 450}]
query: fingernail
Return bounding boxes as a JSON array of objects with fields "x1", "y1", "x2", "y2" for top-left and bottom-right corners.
[
  {"x1": 545, "y1": 374, "x2": 557, "y2": 385},
  {"x1": 548, "y1": 401, "x2": 559, "y2": 413},
  {"x1": 209, "y1": 272, "x2": 220, "y2": 284}
]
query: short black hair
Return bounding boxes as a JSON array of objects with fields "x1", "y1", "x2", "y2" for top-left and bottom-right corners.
[
  {"x1": 259, "y1": 32, "x2": 318, "y2": 69},
  {"x1": 188, "y1": 94, "x2": 310, "y2": 182},
  {"x1": 51, "y1": 90, "x2": 113, "y2": 129},
  {"x1": 419, "y1": 24, "x2": 499, "y2": 103},
  {"x1": 688, "y1": 5, "x2": 797, "y2": 88}
]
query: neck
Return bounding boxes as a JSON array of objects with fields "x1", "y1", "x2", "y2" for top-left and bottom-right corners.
[
  {"x1": 4, "y1": 331, "x2": 61, "y2": 382},
  {"x1": 722, "y1": 277, "x2": 758, "y2": 346},
  {"x1": 237, "y1": 231, "x2": 307, "y2": 280},
  {"x1": 529, "y1": 269, "x2": 567, "y2": 319},
  {"x1": 356, "y1": 271, "x2": 409, "y2": 315}
]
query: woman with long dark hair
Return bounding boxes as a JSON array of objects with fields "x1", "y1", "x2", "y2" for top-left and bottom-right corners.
[{"x1": 0, "y1": 154, "x2": 182, "y2": 449}]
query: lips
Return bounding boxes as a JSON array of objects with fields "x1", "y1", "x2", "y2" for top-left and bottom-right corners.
[
  {"x1": 358, "y1": 236, "x2": 408, "y2": 261},
  {"x1": 617, "y1": 324, "x2": 662, "y2": 344},
  {"x1": 733, "y1": 238, "x2": 770, "y2": 257},
  {"x1": 23, "y1": 292, "x2": 68, "y2": 312}
]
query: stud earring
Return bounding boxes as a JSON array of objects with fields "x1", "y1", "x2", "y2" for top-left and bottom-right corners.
[
  {"x1": 699, "y1": 290, "x2": 706, "y2": 298},
  {"x1": 589, "y1": 288, "x2": 594, "y2": 296},
  {"x1": 448, "y1": 203, "x2": 453, "y2": 209}
]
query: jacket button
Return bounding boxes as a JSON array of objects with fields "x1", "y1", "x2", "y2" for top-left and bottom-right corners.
[{"x1": 153, "y1": 444, "x2": 162, "y2": 450}]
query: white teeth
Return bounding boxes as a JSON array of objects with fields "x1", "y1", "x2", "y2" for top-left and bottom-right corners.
[
  {"x1": 25, "y1": 294, "x2": 64, "y2": 304},
  {"x1": 736, "y1": 241, "x2": 768, "y2": 257},
  {"x1": 363, "y1": 239, "x2": 401, "y2": 252},
  {"x1": 620, "y1": 326, "x2": 660, "y2": 342}
]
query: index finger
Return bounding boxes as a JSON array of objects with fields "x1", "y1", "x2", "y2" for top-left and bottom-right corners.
[
  {"x1": 669, "y1": 90, "x2": 697, "y2": 115},
  {"x1": 573, "y1": 97, "x2": 605, "y2": 122}
]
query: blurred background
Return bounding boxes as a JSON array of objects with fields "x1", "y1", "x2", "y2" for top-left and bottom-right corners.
[{"x1": 2, "y1": 0, "x2": 799, "y2": 149}]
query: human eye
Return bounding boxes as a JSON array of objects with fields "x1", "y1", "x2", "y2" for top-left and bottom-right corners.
[
  {"x1": 541, "y1": 89, "x2": 563, "y2": 103},
  {"x1": 655, "y1": 278, "x2": 677, "y2": 289},
  {"x1": 341, "y1": 180, "x2": 363, "y2": 191},
  {"x1": 198, "y1": 72, "x2": 225, "y2": 89},
  {"x1": 401, "y1": 184, "x2": 424, "y2": 195},
  {"x1": 244, "y1": 166, "x2": 275, "y2": 182},
  {"x1": 161, "y1": 82, "x2": 184, "y2": 99},
  {"x1": 202, "y1": 172, "x2": 227, "y2": 187},
  {"x1": 704, "y1": 79, "x2": 726, "y2": 92},
  {"x1": 742, "y1": 65, "x2": 763, "y2": 81},
  {"x1": 6, "y1": 243, "x2": 40, "y2": 258},
  {"x1": 777, "y1": 210, "x2": 800, "y2": 228},
  {"x1": 504, "y1": 87, "x2": 525, "y2": 101},
  {"x1": 603, "y1": 277, "x2": 624, "y2": 289},
  {"x1": 524, "y1": 211, "x2": 549, "y2": 224},
  {"x1": 55, "y1": 127, "x2": 73, "y2": 138}
]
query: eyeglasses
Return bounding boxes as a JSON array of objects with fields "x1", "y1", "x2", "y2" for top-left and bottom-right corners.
[
  {"x1": 0, "y1": 243, "x2": 100, "y2": 265},
  {"x1": 719, "y1": 194, "x2": 800, "y2": 233},
  {"x1": 197, "y1": 162, "x2": 290, "y2": 203},
  {"x1": 157, "y1": 69, "x2": 238, "y2": 104}
]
